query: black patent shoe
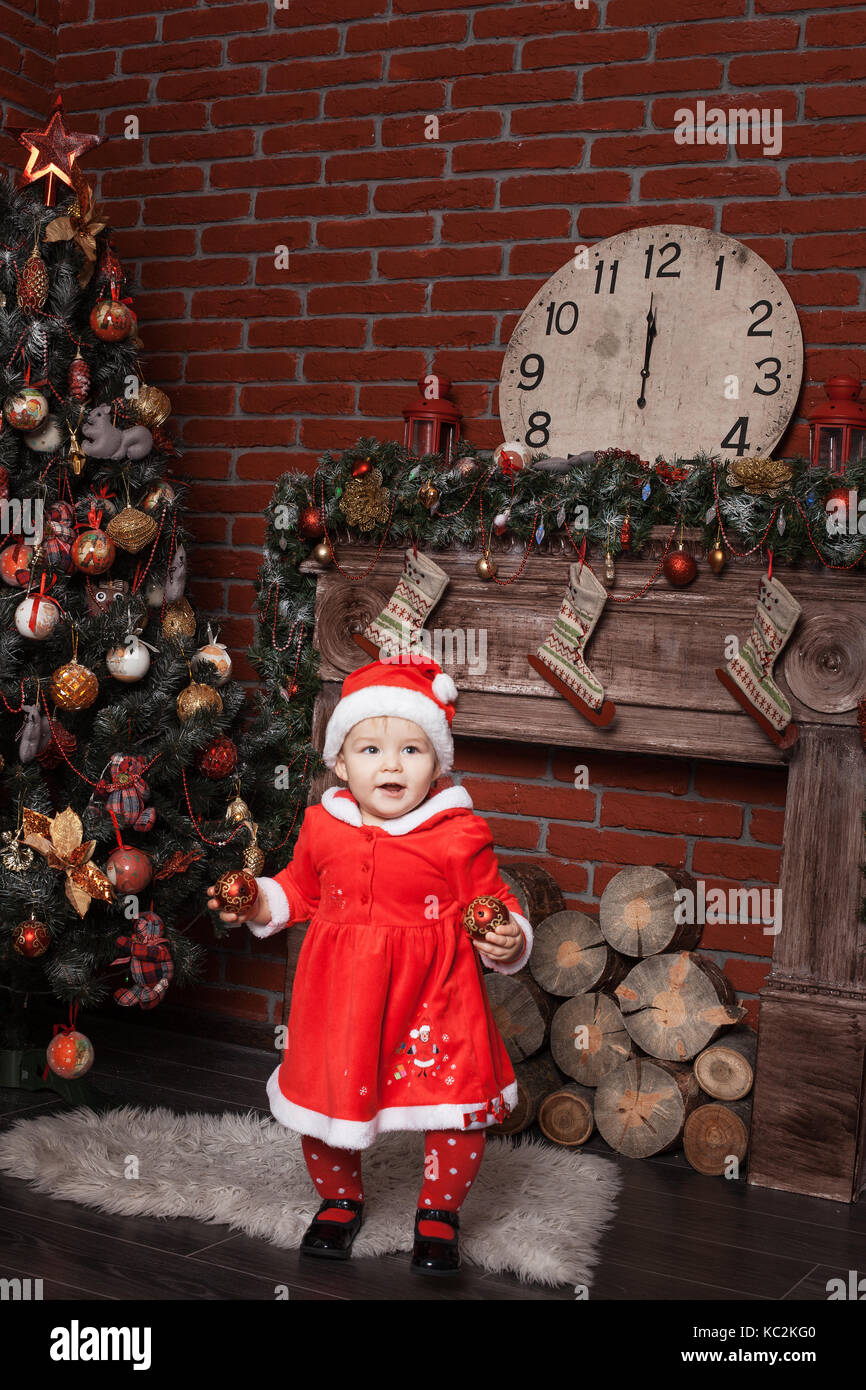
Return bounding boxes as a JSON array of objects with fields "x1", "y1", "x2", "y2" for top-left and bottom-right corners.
[
  {"x1": 299, "y1": 1197, "x2": 364, "y2": 1259},
  {"x1": 410, "y1": 1207, "x2": 461, "y2": 1275}
]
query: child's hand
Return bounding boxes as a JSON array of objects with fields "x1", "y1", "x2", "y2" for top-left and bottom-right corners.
[
  {"x1": 206, "y1": 883, "x2": 251, "y2": 926},
  {"x1": 472, "y1": 913, "x2": 525, "y2": 965}
]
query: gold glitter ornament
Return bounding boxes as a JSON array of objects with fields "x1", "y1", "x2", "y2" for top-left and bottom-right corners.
[
  {"x1": 17, "y1": 233, "x2": 49, "y2": 312},
  {"x1": 177, "y1": 681, "x2": 223, "y2": 721},
  {"x1": 339, "y1": 466, "x2": 390, "y2": 531},
  {"x1": 162, "y1": 598, "x2": 196, "y2": 639},
  {"x1": 226, "y1": 795, "x2": 251, "y2": 823},
  {"x1": 133, "y1": 384, "x2": 171, "y2": 429},
  {"x1": 106, "y1": 505, "x2": 159, "y2": 553},
  {"x1": 243, "y1": 841, "x2": 265, "y2": 875},
  {"x1": 50, "y1": 660, "x2": 99, "y2": 710},
  {"x1": 725, "y1": 455, "x2": 793, "y2": 497}
]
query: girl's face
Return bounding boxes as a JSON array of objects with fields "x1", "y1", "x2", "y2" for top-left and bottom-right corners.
[{"x1": 334, "y1": 716, "x2": 439, "y2": 823}]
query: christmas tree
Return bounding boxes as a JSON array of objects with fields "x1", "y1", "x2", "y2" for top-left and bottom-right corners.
[{"x1": 0, "y1": 98, "x2": 278, "y2": 1081}]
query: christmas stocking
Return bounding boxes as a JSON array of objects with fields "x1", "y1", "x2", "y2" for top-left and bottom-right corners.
[
  {"x1": 527, "y1": 562, "x2": 616, "y2": 726},
  {"x1": 715, "y1": 574, "x2": 801, "y2": 749},
  {"x1": 354, "y1": 547, "x2": 449, "y2": 660}
]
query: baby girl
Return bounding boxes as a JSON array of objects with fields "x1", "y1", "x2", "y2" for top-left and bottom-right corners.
[{"x1": 207, "y1": 656, "x2": 532, "y2": 1274}]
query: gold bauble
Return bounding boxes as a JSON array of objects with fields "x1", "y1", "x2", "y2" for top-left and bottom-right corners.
[
  {"x1": 475, "y1": 554, "x2": 497, "y2": 580},
  {"x1": 68, "y1": 437, "x2": 87, "y2": 475},
  {"x1": 707, "y1": 543, "x2": 726, "y2": 573},
  {"x1": 133, "y1": 385, "x2": 171, "y2": 428},
  {"x1": 603, "y1": 550, "x2": 616, "y2": 586},
  {"x1": 419, "y1": 480, "x2": 440, "y2": 511},
  {"x1": 162, "y1": 598, "x2": 196, "y2": 639},
  {"x1": 312, "y1": 539, "x2": 333, "y2": 566},
  {"x1": 177, "y1": 681, "x2": 223, "y2": 721},
  {"x1": 50, "y1": 660, "x2": 99, "y2": 710},
  {"x1": 105, "y1": 506, "x2": 159, "y2": 554},
  {"x1": 226, "y1": 796, "x2": 251, "y2": 823},
  {"x1": 243, "y1": 841, "x2": 265, "y2": 875}
]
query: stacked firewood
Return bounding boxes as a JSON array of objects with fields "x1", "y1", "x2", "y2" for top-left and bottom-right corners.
[{"x1": 489, "y1": 863, "x2": 757, "y2": 1176}]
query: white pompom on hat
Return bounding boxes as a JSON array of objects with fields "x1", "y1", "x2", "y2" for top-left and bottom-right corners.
[{"x1": 322, "y1": 655, "x2": 458, "y2": 773}]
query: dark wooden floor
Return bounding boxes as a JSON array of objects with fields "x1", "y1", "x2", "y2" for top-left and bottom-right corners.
[{"x1": 0, "y1": 1019, "x2": 863, "y2": 1302}]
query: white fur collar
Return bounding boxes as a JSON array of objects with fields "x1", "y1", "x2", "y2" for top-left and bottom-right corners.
[{"x1": 321, "y1": 783, "x2": 473, "y2": 834}]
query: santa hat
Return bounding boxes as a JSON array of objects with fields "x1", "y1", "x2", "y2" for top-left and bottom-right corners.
[{"x1": 322, "y1": 656, "x2": 458, "y2": 774}]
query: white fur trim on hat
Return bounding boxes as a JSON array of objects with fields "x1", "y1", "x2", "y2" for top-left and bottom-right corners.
[
  {"x1": 432, "y1": 672, "x2": 457, "y2": 704},
  {"x1": 322, "y1": 685, "x2": 454, "y2": 773}
]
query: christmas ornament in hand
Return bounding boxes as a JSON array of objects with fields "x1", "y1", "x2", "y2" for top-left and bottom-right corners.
[
  {"x1": 462, "y1": 896, "x2": 510, "y2": 941},
  {"x1": 211, "y1": 870, "x2": 259, "y2": 923},
  {"x1": 715, "y1": 573, "x2": 801, "y2": 750},
  {"x1": 112, "y1": 911, "x2": 174, "y2": 1009},
  {"x1": 528, "y1": 561, "x2": 616, "y2": 726},
  {"x1": 354, "y1": 548, "x2": 449, "y2": 661}
]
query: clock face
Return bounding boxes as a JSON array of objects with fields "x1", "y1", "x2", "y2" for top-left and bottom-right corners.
[{"x1": 499, "y1": 225, "x2": 804, "y2": 461}]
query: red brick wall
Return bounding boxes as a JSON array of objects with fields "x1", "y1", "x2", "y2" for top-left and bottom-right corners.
[
  {"x1": 38, "y1": 0, "x2": 866, "y2": 664},
  {"x1": 186, "y1": 744, "x2": 786, "y2": 1031},
  {"x1": 0, "y1": 0, "x2": 58, "y2": 123}
]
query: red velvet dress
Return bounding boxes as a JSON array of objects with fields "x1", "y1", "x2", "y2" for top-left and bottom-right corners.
[{"x1": 249, "y1": 784, "x2": 533, "y2": 1149}]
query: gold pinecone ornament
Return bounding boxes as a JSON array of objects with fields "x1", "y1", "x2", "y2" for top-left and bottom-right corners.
[
  {"x1": 243, "y1": 840, "x2": 265, "y2": 875},
  {"x1": 339, "y1": 467, "x2": 390, "y2": 530}
]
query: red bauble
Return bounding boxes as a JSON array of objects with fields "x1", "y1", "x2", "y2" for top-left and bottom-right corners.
[
  {"x1": 0, "y1": 540, "x2": 34, "y2": 587},
  {"x1": 213, "y1": 869, "x2": 259, "y2": 915},
  {"x1": 461, "y1": 895, "x2": 510, "y2": 940},
  {"x1": 90, "y1": 299, "x2": 135, "y2": 342},
  {"x1": 663, "y1": 546, "x2": 698, "y2": 587},
  {"x1": 351, "y1": 458, "x2": 372, "y2": 478},
  {"x1": 106, "y1": 846, "x2": 153, "y2": 893},
  {"x1": 46, "y1": 1030, "x2": 94, "y2": 1079},
  {"x1": 71, "y1": 528, "x2": 116, "y2": 574},
  {"x1": 196, "y1": 735, "x2": 238, "y2": 780},
  {"x1": 297, "y1": 505, "x2": 324, "y2": 540},
  {"x1": 13, "y1": 916, "x2": 50, "y2": 957}
]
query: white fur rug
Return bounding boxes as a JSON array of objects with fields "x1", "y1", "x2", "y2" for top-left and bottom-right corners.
[{"x1": 0, "y1": 1104, "x2": 622, "y2": 1288}]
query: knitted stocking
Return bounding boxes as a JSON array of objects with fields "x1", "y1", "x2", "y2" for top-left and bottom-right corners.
[
  {"x1": 527, "y1": 562, "x2": 616, "y2": 726},
  {"x1": 354, "y1": 548, "x2": 449, "y2": 661},
  {"x1": 715, "y1": 574, "x2": 801, "y2": 749}
]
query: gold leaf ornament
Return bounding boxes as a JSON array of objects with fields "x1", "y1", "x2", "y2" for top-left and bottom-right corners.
[
  {"x1": 22, "y1": 805, "x2": 115, "y2": 917},
  {"x1": 43, "y1": 181, "x2": 106, "y2": 287},
  {"x1": 724, "y1": 455, "x2": 793, "y2": 497},
  {"x1": 339, "y1": 467, "x2": 390, "y2": 531}
]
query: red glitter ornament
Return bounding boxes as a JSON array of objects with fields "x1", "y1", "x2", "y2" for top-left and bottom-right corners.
[
  {"x1": 36, "y1": 723, "x2": 77, "y2": 770},
  {"x1": 297, "y1": 505, "x2": 324, "y2": 540},
  {"x1": 195, "y1": 735, "x2": 238, "y2": 780},
  {"x1": 68, "y1": 351, "x2": 90, "y2": 402},
  {"x1": 663, "y1": 544, "x2": 698, "y2": 587}
]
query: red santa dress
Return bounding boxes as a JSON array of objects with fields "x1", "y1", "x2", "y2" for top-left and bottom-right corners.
[{"x1": 249, "y1": 783, "x2": 533, "y2": 1150}]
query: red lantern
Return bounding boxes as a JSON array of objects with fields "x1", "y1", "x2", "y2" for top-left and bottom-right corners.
[
  {"x1": 808, "y1": 377, "x2": 866, "y2": 472},
  {"x1": 402, "y1": 373, "x2": 462, "y2": 466}
]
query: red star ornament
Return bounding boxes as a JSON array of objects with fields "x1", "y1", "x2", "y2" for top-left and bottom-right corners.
[{"x1": 12, "y1": 95, "x2": 102, "y2": 204}]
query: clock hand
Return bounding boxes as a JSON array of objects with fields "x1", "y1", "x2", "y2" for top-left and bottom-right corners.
[{"x1": 637, "y1": 294, "x2": 658, "y2": 410}]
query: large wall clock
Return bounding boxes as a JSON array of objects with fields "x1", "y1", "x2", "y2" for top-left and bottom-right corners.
[{"x1": 498, "y1": 224, "x2": 804, "y2": 462}]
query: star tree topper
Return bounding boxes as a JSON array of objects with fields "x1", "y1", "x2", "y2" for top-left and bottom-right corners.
[{"x1": 11, "y1": 94, "x2": 103, "y2": 204}]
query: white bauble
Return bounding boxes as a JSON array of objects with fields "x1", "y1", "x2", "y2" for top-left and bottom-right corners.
[
  {"x1": 145, "y1": 578, "x2": 164, "y2": 607},
  {"x1": 14, "y1": 594, "x2": 60, "y2": 639},
  {"x1": 24, "y1": 415, "x2": 64, "y2": 453},
  {"x1": 106, "y1": 636, "x2": 151, "y2": 682},
  {"x1": 192, "y1": 640, "x2": 232, "y2": 687}
]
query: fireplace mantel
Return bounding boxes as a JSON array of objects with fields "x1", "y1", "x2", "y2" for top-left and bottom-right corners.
[{"x1": 299, "y1": 532, "x2": 866, "y2": 1202}]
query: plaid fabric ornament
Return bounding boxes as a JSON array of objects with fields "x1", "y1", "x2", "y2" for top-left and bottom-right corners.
[{"x1": 112, "y1": 911, "x2": 173, "y2": 1009}]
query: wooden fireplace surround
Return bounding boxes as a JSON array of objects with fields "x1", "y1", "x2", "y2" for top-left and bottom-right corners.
[{"x1": 296, "y1": 528, "x2": 866, "y2": 1204}]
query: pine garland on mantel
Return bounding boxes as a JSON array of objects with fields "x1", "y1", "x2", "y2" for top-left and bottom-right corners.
[{"x1": 249, "y1": 438, "x2": 866, "y2": 869}]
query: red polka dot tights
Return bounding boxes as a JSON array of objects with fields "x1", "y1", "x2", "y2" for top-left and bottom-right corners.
[{"x1": 301, "y1": 1130, "x2": 487, "y2": 1240}]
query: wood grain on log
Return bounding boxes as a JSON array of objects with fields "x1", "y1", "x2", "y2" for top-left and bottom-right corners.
[
  {"x1": 595, "y1": 1056, "x2": 703, "y2": 1157},
  {"x1": 684, "y1": 1099, "x2": 753, "y2": 1175},
  {"x1": 538, "y1": 1080, "x2": 596, "y2": 1146},
  {"x1": 484, "y1": 972, "x2": 556, "y2": 1064},
  {"x1": 550, "y1": 991, "x2": 633, "y2": 1086},
  {"x1": 530, "y1": 909, "x2": 629, "y2": 996},
  {"x1": 615, "y1": 952, "x2": 746, "y2": 1061},
  {"x1": 599, "y1": 865, "x2": 701, "y2": 958},
  {"x1": 693, "y1": 1026, "x2": 758, "y2": 1100},
  {"x1": 496, "y1": 1051, "x2": 566, "y2": 1135}
]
